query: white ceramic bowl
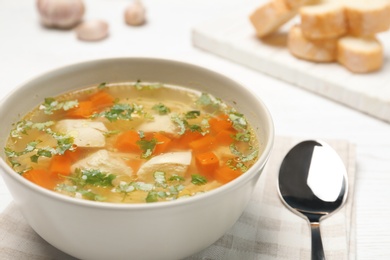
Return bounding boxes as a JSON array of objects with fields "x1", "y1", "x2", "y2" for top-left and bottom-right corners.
[{"x1": 0, "y1": 58, "x2": 274, "y2": 260}]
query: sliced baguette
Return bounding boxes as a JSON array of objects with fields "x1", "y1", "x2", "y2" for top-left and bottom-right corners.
[
  {"x1": 288, "y1": 24, "x2": 337, "y2": 62},
  {"x1": 250, "y1": 0, "x2": 298, "y2": 38},
  {"x1": 300, "y1": 1, "x2": 347, "y2": 39},
  {"x1": 283, "y1": 0, "x2": 319, "y2": 9},
  {"x1": 345, "y1": 0, "x2": 390, "y2": 36},
  {"x1": 337, "y1": 36, "x2": 383, "y2": 73}
]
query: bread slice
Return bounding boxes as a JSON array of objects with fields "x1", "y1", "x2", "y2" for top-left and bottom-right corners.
[
  {"x1": 337, "y1": 36, "x2": 383, "y2": 73},
  {"x1": 288, "y1": 24, "x2": 337, "y2": 62},
  {"x1": 250, "y1": 0, "x2": 298, "y2": 38},
  {"x1": 300, "y1": 1, "x2": 347, "y2": 39},
  {"x1": 283, "y1": 0, "x2": 319, "y2": 9},
  {"x1": 345, "y1": 0, "x2": 390, "y2": 36}
]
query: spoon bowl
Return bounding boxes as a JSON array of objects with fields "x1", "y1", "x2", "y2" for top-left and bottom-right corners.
[{"x1": 278, "y1": 140, "x2": 348, "y2": 260}]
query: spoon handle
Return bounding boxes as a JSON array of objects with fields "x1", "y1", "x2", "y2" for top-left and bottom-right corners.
[{"x1": 310, "y1": 222, "x2": 325, "y2": 260}]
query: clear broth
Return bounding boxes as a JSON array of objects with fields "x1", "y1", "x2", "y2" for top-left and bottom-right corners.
[{"x1": 5, "y1": 82, "x2": 260, "y2": 203}]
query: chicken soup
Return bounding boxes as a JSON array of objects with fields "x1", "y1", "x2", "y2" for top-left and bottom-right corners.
[{"x1": 4, "y1": 82, "x2": 260, "y2": 203}]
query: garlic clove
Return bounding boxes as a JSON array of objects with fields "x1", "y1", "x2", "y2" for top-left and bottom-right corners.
[
  {"x1": 124, "y1": 0, "x2": 146, "y2": 26},
  {"x1": 76, "y1": 20, "x2": 109, "y2": 42},
  {"x1": 36, "y1": 0, "x2": 85, "y2": 29}
]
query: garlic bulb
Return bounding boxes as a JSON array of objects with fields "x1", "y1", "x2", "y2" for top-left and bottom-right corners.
[
  {"x1": 36, "y1": 0, "x2": 85, "y2": 29},
  {"x1": 76, "y1": 20, "x2": 109, "y2": 42},
  {"x1": 124, "y1": 0, "x2": 146, "y2": 26}
]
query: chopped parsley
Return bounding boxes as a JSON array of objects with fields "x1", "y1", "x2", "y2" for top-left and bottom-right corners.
[
  {"x1": 229, "y1": 112, "x2": 247, "y2": 131},
  {"x1": 196, "y1": 93, "x2": 224, "y2": 111},
  {"x1": 169, "y1": 175, "x2": 185, "y2": 182},
  {"x1": 233, "y1": 131, "x2": 251, "y2": 142},
  {"x1": 7, "y1": 120, "x2": 75, "y2": 165},
  {"x1": 94, "y1": 103, "x2": 134, "y2": 122},
  {"x1": 171, "y1": 113, "x2": 205, "y2": 135},
  {"x1": 30, "y1": 147, "x2": 55, "y2": 163},
  {"x1": 10, "y1": 120, "x2": 54, "y2": 139},
  {"x1": 97, "y1": 82, "x2": 107, "y2": 90},
  {"x1": 152, "y1": 103, "x2": 171, "y2": 115},
  {"x1": 67, "y1": 168, "x2": 116, "y2": 187},
  {"x1": 146, "y1": 191, "x2": 159, "y2": 203},
  {"x1": 171, "y1": 115, "x2": 187, "y2": 135},
  {"x1": 154, "y1": 171, "x2": 167, "y2": 188},
  {"x1": 56, "y1": 184, "x2": 106, "y2": 201},
  {"x1": 4, "y1": 141, "x2": 40, "y2": 158},
  {"x1": 185, "y1": 110, "x2": 200, "y2": 119},
  {"x1": 115, "y1": 181, "x2": 153, "y2": 201},
  {"x1": 39, "y1": 98, "x2": 78, "y2": 115},
  {"x1": 5, "y1": 139, "x2": 66, "y2": 165},
  {"x1": 227, "y1": 159, "x2": 248, "y2": 172},
  {"x1": 191, "y1": 174, "x2": 207, "y2": 185},
  {"x1": 196, "y1": 93, "x2": 214, "y2": 106},
  {"x1": 137, "y1": 138, "x2": 157, "y2": 159},
  {"x1": 229, "y1": 144, "x2": 259, "y2": 162},
  {"x1": 188, "y1": 124, "x2": 202, "y2": 132}
]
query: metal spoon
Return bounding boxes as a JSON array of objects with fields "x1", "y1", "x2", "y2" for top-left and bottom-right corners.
[{"x1": 278, "y1": 140, "x2": 348, "y2": 260}]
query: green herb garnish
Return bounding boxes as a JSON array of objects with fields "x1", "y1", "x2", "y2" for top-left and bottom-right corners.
[
  {"x1": 171, "y1": 114, "x2": 204, "y2": 135},
  {"x1": 137, "y1": 138, "x2": 157, "y2": 159},
  {"x1": 229, "y1": 112, "x2": 247, "y2": 131},
  {"x1": 229, "y1": 144, "x2": 258, "y2": 162},
  {"x1": 233, "y1": 131, "x2": 251, "y2": 142},
  {"x1": 191, "y1": 174, "x2": 207, "y2": 185},
  {"x1": 10, "y1": 120, "x2": 55, "y2": 139},
  {"x1": 56, "y1": 184, "x2": 106, "y2": 201},
  {"x1": 68, "y1": 168, "x2": 116, "y2": 187},
  {"x1": 39, "y1": 98, "x2": 78, "y2": 115},
  {"x1": 97, "y1": 82, "x2": 107, "y2": 89},
  {"x1": 94, "y1": 103, "x2": 134, "y2": 122},
  {"x1": 171, "y1": 115, "x2": 186, "y2": 135},
  {"x1": 154, "y1": 171, "x2": 167, "y2": 188},
  {"x1": 146, "y1": 191, "x2": 159, "y2": 203},
  {"x1": 169, "y1": 175, "x2": 185, "y2": 182},
  {"x1": 185, "y1": 110, "x2": 200, "y2": 119},
  {"x1": 152, "y1": 103, "x2": 171, "y2": 115}
]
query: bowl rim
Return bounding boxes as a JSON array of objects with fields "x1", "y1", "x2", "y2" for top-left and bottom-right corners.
[{"x1": 0, "y1": 57, "x2": 274, "y2": 211}]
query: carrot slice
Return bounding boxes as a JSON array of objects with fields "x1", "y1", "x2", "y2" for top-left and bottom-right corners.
[
  {"x1": 189, "y1": 135, "x2": 216, "y2": 153},
  {"x1": 214, "y1": 166, "x2": 242, "y2": 184},
  {"x1": 172, "y1": 131, "x2": 203, "y2": 149},
  {"x1": 115, "y1": 130, "x2": 141, "y2": 153},
  {"x1": 215, "y1": 130, "x2": 236, "y2": 145},
  {"x1": 89, "y1": 91, "x2": 115, "y2": 111},
  {"x1": 62, "y1": 148, "x2": 82, "y2": 162},
  {"x1": 49, "y1": 155, "x2": 72, "y2": 176},
  {"x1": 66, "y1": 101, "x2": 94, "y2": 118},
  {"x1": 23, "y1": 169, "x2": 59, "y2": 190},
  {"x1": 209, "y1": 115, "x2": 233, "y2": 133},
  {"x1": 125, "y1": 159, "x2": 143, "y2": 173},
  {"x1": 153, "y1": 132, "x2": 172, "y2": 155},
  {"x1": 195, "y1": 152, "x2": 220, "y2": 175}
]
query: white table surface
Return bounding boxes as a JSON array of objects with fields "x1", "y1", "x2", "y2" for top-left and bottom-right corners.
[{"x1": 1, "y1": 0, "x2": 390, "y2": 259}]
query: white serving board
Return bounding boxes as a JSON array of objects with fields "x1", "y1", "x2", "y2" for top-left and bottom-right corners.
[{"x1": 192, "y1": 12, "x2": 390, "y2": 123}]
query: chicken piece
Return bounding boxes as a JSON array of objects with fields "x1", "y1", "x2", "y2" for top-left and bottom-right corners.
[
  {"x1": 55, "y1": 119, "x2": 107, "y2": 148},
  {"x1": 71, "y1": 149, "x2": 133, "y2": 176},
  {"x1": 138, "y1": 115, "x2": 178, "y2": 134},
  {"x1": 137, "y1": 151, "x2": 192, "y2": 180}
]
